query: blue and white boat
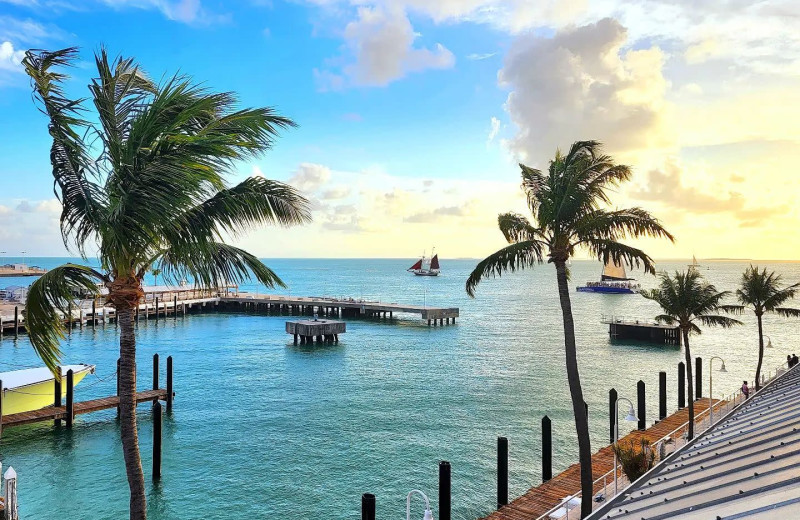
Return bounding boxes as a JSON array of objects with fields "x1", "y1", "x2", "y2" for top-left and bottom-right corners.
[{"x1": 577, "y1": 259, "x2": 640, "y2": 294}]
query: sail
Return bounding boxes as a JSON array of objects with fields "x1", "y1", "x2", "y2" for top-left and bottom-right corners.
[
  {"x1": 601, "y1": 259, "x2": 629, "y2": 281},
  {"x1": 430, "y1": 254, "x2": 440, "y2": 270},
  {"x1": 408, "y1": 259, "x2": 423, "y2": 271}
]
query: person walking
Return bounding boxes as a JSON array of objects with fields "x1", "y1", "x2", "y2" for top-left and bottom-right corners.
[
  {"x1": 792, "y1": 354, "x2": 799, "y2": 367},
  {"x1": 741, "y1": 381, "x2": 750, "y2": 399},
  {"x1": 788, "y1": 355, "x2": 793, "y2": 368}
]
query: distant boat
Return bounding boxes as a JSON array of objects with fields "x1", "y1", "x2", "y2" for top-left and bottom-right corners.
[
  {"x1": 408, "y1": 250, "x2": 440, "y2": 277},
  {"x1": 577, "y1": 259, "x2": 640, "y2": 294},
  {"x1": 688, "y1": 255, "x2": 701, "y2": 271},
  {"x1": 0, "y1": 364, "x2": 94, "y2": 415}
]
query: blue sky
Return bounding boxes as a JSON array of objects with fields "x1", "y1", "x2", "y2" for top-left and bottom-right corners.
[{"x1": 1, "y1": 1, "x2": 799, "y2": 259}]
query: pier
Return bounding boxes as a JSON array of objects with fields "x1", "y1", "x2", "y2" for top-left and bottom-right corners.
[
  {"x1": 602, "y1": 315, "x2": 680, "y2": 345},
  {"x1": 286, "y1": 319, "x2": 345, "y2": 344},
  {"x1": 0, "y1": 264, "x2": 47, "y2": 277}
]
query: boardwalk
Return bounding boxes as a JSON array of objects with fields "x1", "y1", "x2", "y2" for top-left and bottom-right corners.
[{"x1": 483, "y1": 398, "x2": 723, "y2": 520}]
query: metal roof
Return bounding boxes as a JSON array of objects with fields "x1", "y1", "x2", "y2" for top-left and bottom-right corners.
[{"x1": 589, "y1": 365, "x2": 800, "y2": 520}]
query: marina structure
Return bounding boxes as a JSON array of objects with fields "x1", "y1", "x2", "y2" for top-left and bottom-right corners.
[
  {"x1": 0, "y1": 264, "x2": 47, "y2": 277},
  {"x1": 602, "y1": 315, "x2": 681, "y2": 345},
  {"x1": 286, "y1": 319, "x2": 345, "y2": 344}
]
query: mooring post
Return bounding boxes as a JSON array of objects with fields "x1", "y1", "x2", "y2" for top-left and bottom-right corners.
[
  {"x1": 637, "y1": 380, "x2": 646, "y2": 430},
  {"x1": 439, "y1": 460, "x2": 451, "y2": 520},
  {"x1": 659, "y1": 371, "x2": 667, "y2": 420},
  {"x1": 155, "y1": 297, "x2": 159, "y2": 322},
  {"x1": 678, "y1": 362, "x2": 686, "y2": 409},
  {"x1": 153, "y1": 353, "x2": 159, "y2": 404},
  {"x1": 54, "y1": 368, "x2": 62, "y2": 426},
  {"x1": 695, "y1": 356, "x2": 702, "y2": 400},
  {"x1": 609, "y1": 388, "x2": 618, "y2": 443},
  {"x1": 14, "y1": 306, "x2": 18, "y2": 338},
  {"x1": 153, "y1": 401, "x2": 162, "y2": 481},
  {"x1": 166, "y1": 355, "x2": 173, "y2": 413},
  {"x1": 361, "y1": 493, "x2": 376, "y2": 520},
  {"x1": 173, "y1": 295, "x2": 178, "y2": 321},
  {"x1": 542, "y1": 415, "x2": 552, "y2": 481},
  {"x1": 497, "y1": 436, "x2": 508, "y2": 508},
  {"x1": 91, "y1": 300, "x2": 96, "y2": 329},
  {"x1": 66, "y1": 369, "x2": 74, "y2": 428},
  {"x1": 4, "y1": 466, "x2": 17, "y2": 520}
]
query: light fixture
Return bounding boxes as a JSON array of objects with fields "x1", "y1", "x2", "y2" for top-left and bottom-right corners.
[
  {"x1": 719, "y1": 363, "x2": 727, "y2": 373},
  {"x1": 407, "y1": 490, "x2": 433, "y2": 520},
  {"x1": 624, "y1": 407, "x2": 638, "y2": 422},
  {"x1": 766, "y1": 336, "x2": 773, "y2": 349}
]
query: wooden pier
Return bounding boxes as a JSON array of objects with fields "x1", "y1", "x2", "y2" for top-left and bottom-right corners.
[
  {"x1": 286, "y1": 319, "x2": 345, "y2": 345},
  {"x1": 602, "y1": 315, "x2": 680, "y2": 345}
]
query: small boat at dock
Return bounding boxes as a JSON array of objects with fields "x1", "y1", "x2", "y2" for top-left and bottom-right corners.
[
  {"x1": 0, "y1": 364, "x2": 95, "y2": 415},
  {"x1": 577, "y1": 259, "x2": 640, "y2": 294},
  {"x1": 408, "y1": 250, "x2": 440, "y2": 277}
]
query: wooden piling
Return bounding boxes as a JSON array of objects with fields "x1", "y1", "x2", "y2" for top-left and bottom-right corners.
[
  {"x1": 80, "y1": 309, "x2": 84, "y2": 329},
  {"x1": 153, "y1": 353, "x2": 159, "y2": 403},
  {"x1": 659, "y1": 371, "x2": 667, "y2": 420},
  {"x1": 695, "y1": 356, "x2": 702, "y2": 400},
  {"x1": 155, "y1": 297, "x2": 159, "y2": 322},
  {"x1": 14, "y1": 306, "x2": 18, "y2": 338},
  {"x1": 153, "y1": 401, "x2": 162, "y2": 481},
  {"x1": 497, "y1": 436, "x2": 508, "y2": 508},
  {"x1": 174, "y1": 295, "x2": 178, "y2": 321},
  {"x1": 361, "y1": 493, "x2": 376, "y2": 520},
  {"x1": 609, "y1": 388, "x2": 617, "y2": 443},
  {"x1": 54, "y1": 368, "x2": 62, "y2": 426},
  {"x1": 637, "y1": 380, "x2": 646, "y2": 430},
  {"x1": 678, "y1": 362, "x2": 686, "y2": 409},
  {"x1": 166, "y1": 356, "x2": 173, "y2": 413},
  {"x1": 91, "y1": 300, "x2": 96, "y2": 329},
  {"x1": 542, "y1": 415, "x2": 552, "y2": 481},
  {"x1": 66, "y1": 369, "x2": 74, "y2": 428},
  {"x1": 439, "y1": 461, "x2": 451, "y2": 520}
]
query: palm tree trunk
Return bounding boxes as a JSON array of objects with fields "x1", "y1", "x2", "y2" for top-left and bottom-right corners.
[
  {"x1": 554, "y1": 261, "x2": 592, "y2": 518},
  {"x1": 118, "y1": 303, "x2": 147, "y2": 519},
  {"x1": 755, "y1": 313, "x2": 764, "y2": 390},
  {"x1": 682, "y1": 328, "x2": 694, "y2": 440}
]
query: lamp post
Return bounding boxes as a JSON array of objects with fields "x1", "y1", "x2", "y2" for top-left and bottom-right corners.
[
  {"x1": 765, "y1": 335, "x2": 773, "y2": 349},
  {"x1": 406, "y1": 490, "x2": 434, "y2": 520},
  {"x1": 613, "y1": 397, "x2": 638, "y2": 494},
  {"x1": 709, "y1": 356, "x2": 727, "y2": 424}
]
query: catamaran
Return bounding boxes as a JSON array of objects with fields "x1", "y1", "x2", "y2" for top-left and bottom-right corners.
[
  {"x1": 407, "y1": 250, "x2": 440, "y2": 277},
  {"x1": 0, "y1": 364, "x2": 95, "y2": 416},
  {"x1": 577, "y1": 259, "x2": 640, "y2": 294}
]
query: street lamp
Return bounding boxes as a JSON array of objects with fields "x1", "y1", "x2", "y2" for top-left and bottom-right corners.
[
  {"x1": 765, "y1": 335, "x2": 773, "y2": 349},
  {"x1": 709, "y1": 356, "x2": 727, "y2": 424},
  {"x1": 406, "y1": 490, "x2": 433, "y2": 520},
  {"x1": 613, "y1": 397, "x2": 638, "y2": 494}
]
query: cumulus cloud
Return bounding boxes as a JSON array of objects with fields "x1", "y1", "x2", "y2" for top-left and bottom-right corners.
[
  {"x1": 0, "y1": 41, "x2": 24, "y2": 72},
  {"x1": 467, "y1": 52, "x2": 496, "y2": 60},
  {"x1": 98, "y1": 0, "x2": 228, "y2": 25},
  {"x1": 404, "y1": 201, "x2": 477, "y2": 223},
  {"x1": 318, "y1": 6, "x2": 454, "y2": 88},
  {"x1": 321, "y1": 186, "x2": 351, "y2": 200},
  {"x1": 0, "y1": 198, "x2": 66, "y2": 254},
  {"x1": 500, "y1": 18, "x2": 670, "y2": 163},
  {"x1": 487, "y1": 116, "x2": 500, "y2": 143},
  {"x1": 288, "y1": 163, "x2": 332, "y2": 193}
]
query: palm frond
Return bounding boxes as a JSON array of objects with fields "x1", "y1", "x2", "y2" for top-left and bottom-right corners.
[
  {"x1": 585, "y1": 239, "x2": 658, "y2": 275},
  {"x1": 466, "y1": 240, "x2": 544, "y2": 297},
  {"x1": 776, "y1": 307, "x2": 800, "y2": 318},
  {"x1": 23, "y1": 264, "x2": 102, "y2": 374},
  {"x1": 573, "y1": 208, "x2": 674, "y2": 244},
  {"x1": 719, "y1": 304, "x2": 745, "y2": 314},
  {"x1": 696, "y1": 315, "x2": 743, "y2": 328},
  {"x1": 498, "y1": 212, "x2": 539, "y2": 244}
]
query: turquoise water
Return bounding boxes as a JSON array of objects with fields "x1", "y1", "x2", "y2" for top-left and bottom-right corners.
[{"x1": 1, "y1": 258, "x2": 799, "y2": 519}]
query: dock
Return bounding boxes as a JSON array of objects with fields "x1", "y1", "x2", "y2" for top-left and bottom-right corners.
[
  {"x1": 601, "y1": 315, "x2": 680, "y2": 345},
  {"x1": 0, "y1": 265, "x2": 47, "y2": 277},
  {"x1": 286, "y1": 319, "x2": 345, "y2": 345}
]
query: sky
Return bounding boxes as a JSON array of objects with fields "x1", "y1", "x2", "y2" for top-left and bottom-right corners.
[{"x1": 0, "y1": 0, "x2": 798, "y2": 261}]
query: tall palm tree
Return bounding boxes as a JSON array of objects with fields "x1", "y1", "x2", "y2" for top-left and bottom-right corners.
[
  {"x1": 151, "y1": 268, "x2": 162, "y2": 287},
  {"x1": 641, "y1": 271, "x2": 741, "y2": 439},
  {"x1": 22, "y1": 48, "x2": 311, "y2": 520},
  {"x1": 466, "y1": 141, "x2": 673, "y2": 518},
  {"x1": 732, "y1": 266, "x2": 800, "y2": 389}
]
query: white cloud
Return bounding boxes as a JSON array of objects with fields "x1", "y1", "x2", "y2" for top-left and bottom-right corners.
[
  {"x1": 0, "y1": 41, "x2": 24, "y2": 71},
  {"x1": 467, "y1": 52, "x2": 496, "y2": 60},
  {"x1": 288, "y1": 163, "x2": 332, "y2": 192},
  {"x1": 98, "y1": 0, "x2": 228, "y2": 25},
  {"x1": 487, "y1": 116, "x2": 500, "y2": 143}
]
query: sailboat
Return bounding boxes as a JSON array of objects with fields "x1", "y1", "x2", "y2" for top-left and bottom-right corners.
[
  {"x1": 0, "y1": 364, "x2": 95, "y2": 415},
  {"x1": 407, "y1": 250, "x2": 440, "y2": 277},
  {"x1": 577, "y1": 259, "x2": 640, "y2": 294},
  {"x1": 688, "y1": 255, "x2": 701, "y2": 271}
]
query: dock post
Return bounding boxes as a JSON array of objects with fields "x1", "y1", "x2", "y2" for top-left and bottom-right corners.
[
  {"x1": 117, "y1": 358, "x2": 121, "y2": 416},
  {"x1": 609, "y1": 388, "x2": 618, "y2": 443},
  {"x1": 80, "y1": 309, "x2": 84, "y2": 329},
  {"x1": 91, "y1": 300, "x2": 96, "y2": 328},
  {"x1": 439, "y1": 461, "x2": 451, "y2": 520},
  {"x1": 637, "y1": 380, "x2": 646, "y2": 430},
  {"x1": 174, "y1": 295, "x2": 178, "y2": 321},
  {"x1": 361, "y1": 493, "x2": 376, "y2": 520},
  {"x1": 497, "y1": 436, "x2": 508, "y2": 508},
  {"x1": 659, "y1": 371, "x2": 667, "y2": 420},
  {"x1": 542, "y1": 415, "x2": 552, "y2": 481},
  {"x1": 155, "y1": 297, "x2": 159, "y2": 322},
  {"x1": 153, "y1": 401, "x2": 162, "y2": 481},
  {"x1": 68, "y1": 301, "x2": 72, "y2": 332},
  {"x1": 294, "y1": 333, "x2": 298, "y2": 345},
  {"x1": 166, "y1": 356, "x2": 173, "y2": 413},
  {"x1": 153, "y1": 353, "x2": 159, "y2": 402},
  {"x1": 695, "y1": 356, "x2": 702, "y2": 400},
  {"x1": 4, "y1": 466, "x2": 17, "y2": 520},
  {"x1": 66, "y1": 369, "x2": 74, "y2": 428},
  {"x1": 54, "y1": 368, "x2": 62, "y2": 426},
  {"x1": 0, "y1": 379, "x2": 3, "y2": 439},
  {"x1": 14, "y1": 306, "x2": 18, "y2": 338},
  {"x1": 678, "y1": 362, "x2": 686, "y2": 409}
]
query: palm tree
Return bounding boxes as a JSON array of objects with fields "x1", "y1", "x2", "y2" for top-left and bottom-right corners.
[
  {"x1": 466, "y1": 141, "x2": 673, "y2": 518},
  {"x1": 151, "y1": 268, "x2": 162, "y2": 287},
  {"x1": 641, "y1": 270, "x2": 741, "y2": 439},
  {"x1": 22, "y1": 48, "x2": 311, "y2": 520},
  {"x1": 732, "y1": 266, "x2": 800, "y2": 389}
]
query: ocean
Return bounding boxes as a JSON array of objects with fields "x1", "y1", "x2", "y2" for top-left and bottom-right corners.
[{"x1": 0, "y1": 257, "x2": 798, "y2": 519}]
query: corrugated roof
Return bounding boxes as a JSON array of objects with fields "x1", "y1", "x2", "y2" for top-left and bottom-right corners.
[{"x1": 589, "y1": 365, "x2": 800, "y2": 520}]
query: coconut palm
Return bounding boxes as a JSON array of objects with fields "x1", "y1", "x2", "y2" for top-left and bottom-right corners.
[
  {"x1": 22, "y1": 48, "x2": 310, "y2": 520},
  {"x1": 466, "y1": 141, "x2": 673, "y2": 518},
  {"x1": 732, "y1": 266, "x2": 800, "y2": 389},
  {"x1": 151, "y1": 268, "x2": 162, "y2": 287},
  {"x1": 641, "y1": 270, "x2": 741, "y2": 439}
]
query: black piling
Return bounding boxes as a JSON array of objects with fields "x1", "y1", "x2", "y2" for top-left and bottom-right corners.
[
  {"x1": 609, "y1": 388, "x2": 618, "y2": 443},
  {"x1": 91, "y1": 300, "x2": 96, "y2": 329},
  {"x1": 54, "y1": 368, "x2": 62, "y2": 426},
  {"x1": 637, "y1": 380, "x2": 646, "y2": 430},
  {"x1": 361, "y1": 493, "x2": 376, "y2": 520},
  {"x1": 439, "y1": 461, "x2": 451, "y2": 520},
  {"x1": 497, "y1": 436, "x2": 508, "y2": 508},
  {"x1": 659, "y1": 371, "x2": 667, "y2": 420},
  {"x1": 153, "y1": 401, "x2": 162, "y2": 481},
  {"x1": 155, "y1": 297, "x2": 159, "y2": 322},
  {"x1": 14, "y1": 306, "x2": 18, "y2": 338},
  {"x1": 166, "y1": 356, "x2": 173, "y2": 413},
  {"x1": 542, "y1": 415, "x2": 552, "y2": 482},
  {"x1": 66, "y1": 369, "x2": 74, "y2": 428},
  {"x1": 678, "y1": 362, "x2": 686, "y2": 409},
  {"x1": 153, "y1": 353, "x2": 159, "y2": 391},
  {"x1": 695, "y1": 356, "x2": 702, "y2": 400},
  {"x1": 173, "y1": 295, "x2": 178, "y2": 321}
]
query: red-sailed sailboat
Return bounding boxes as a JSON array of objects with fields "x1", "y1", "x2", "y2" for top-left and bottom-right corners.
[{"x1": 407, "y1": 250, "x2": 440, "y2": 276}]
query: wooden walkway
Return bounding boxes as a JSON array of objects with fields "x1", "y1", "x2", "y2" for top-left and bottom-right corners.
[
  {"x1": 483, "y1": 399, "x2": 720, "y2": 520},
  {"x1": 2, "y1": 389, "x2": 167, "y2": 428}
]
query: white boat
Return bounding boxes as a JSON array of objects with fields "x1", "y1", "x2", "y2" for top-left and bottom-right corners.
[
  {"x1": 577, "y1": 259, "x2": 640, "y2": 294},
  {"x1": 0, "y1": 364, "x2": 95, "y2": 416},
  {"x1": 688, "y1": 255, "x2": 701, "y2": 271},
  {"x1": 407, "y1": 250, "x2": 440, "y2": 277}
]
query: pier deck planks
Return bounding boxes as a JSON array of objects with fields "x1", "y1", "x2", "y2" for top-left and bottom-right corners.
[{"x1": 483, "y1": 398, "x2": 721, "y2": 520}]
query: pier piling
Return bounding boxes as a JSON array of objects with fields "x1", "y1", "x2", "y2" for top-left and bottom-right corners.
[
  {"x1": 153, "y1": 401, "x2": 162, "y2": 481},
  {"x1": 0, "y1": 379, "x2": 3, "y2": 439},
  {"x1": 439, "y1": 461, "x2": 451, "y2": 520},
  {"x1": 153, "y1": 353, "x2": 159, "y2": 402},
  {"x1": 637, "y1": 380, "x2": 646, "y2": 430},
  {"x1": 678, "y1": 362, "x2": 686, "y2": 409},
  {"x1": 497, "y1": 436, "x2": 508, "y2": 508},
  {"x1": 91, "y1": 300, "x2": 96, "y2": 329},
  {"x1": 13, "y1": 306, "x2": 18, "y2": 338},
  {"x1": 54, "y1": 369, "x2": 62, "y2": 426},
  {"x1": 361, "y1": 493, "x2": 376, "y2": 520},
  {"x1": 155, "y1": 297, "x2": 159, "y2": 322},
  {"x1": 695, "y1": 356, "x2": 702, "y2": 400},
  {"x1": 659, "y1": 371, "x2": 667, "y2": 420},
  {"x1": 608, "y1": 388, "x2": 617, "y2": 443},
  {"x1": 166, "y1": 356, "x2": 173, "y2": 413},
  {"x1": 173, "y1": 296, "x2": 178, "y2": 321},
  {"x1": 542, "y1": 415, "x2": 552, "y2": 482},
  {"x1": 66, "y1": 369, "x2": 74, "y2": 428}
]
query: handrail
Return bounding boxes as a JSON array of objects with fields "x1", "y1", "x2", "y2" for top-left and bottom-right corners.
[{"x1": 535, "y1": 358, "x2": 791, "y2": 520}]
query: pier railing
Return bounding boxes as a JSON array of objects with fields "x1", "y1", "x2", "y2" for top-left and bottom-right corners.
[{"x1": 538, "y1": 359, "x2": 792, "y2": 520}]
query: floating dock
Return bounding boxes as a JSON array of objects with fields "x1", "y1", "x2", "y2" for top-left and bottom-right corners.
[
  {"x1": 602, "y1": 315, "x2": 681, "y2": 345},
  {"x1": 286, "y1": 319, "x2": 345, "y2": 344}
]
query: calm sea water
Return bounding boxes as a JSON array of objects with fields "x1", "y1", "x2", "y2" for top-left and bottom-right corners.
[{"x1": 1, "y1": 257, "x2": 799, "y2": 519}]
